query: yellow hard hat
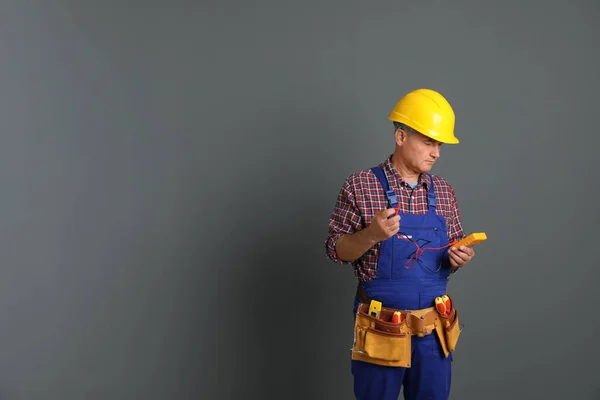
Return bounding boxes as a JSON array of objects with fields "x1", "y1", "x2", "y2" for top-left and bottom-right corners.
[{"x1": 388, "y1": 88, "x2": 459, "y2": 144}]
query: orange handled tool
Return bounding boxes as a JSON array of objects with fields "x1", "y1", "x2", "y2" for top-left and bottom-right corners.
[
  {"x1": 442, "y1": 295, "x2": 452, "y2": 315},
  {"x1": 392, "y1": 311, "x2": 403, "y2": 324},
  {"x1": 435, "y1": 297, "x2": 446, "y2": 315},
  {"x1": 435, "y1": 295, "x2": 452, "y2": 318}
]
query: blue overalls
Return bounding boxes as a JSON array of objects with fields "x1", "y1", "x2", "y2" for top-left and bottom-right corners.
[{"x1": 351, "y1": 167, "x2": 453, "y2": 400}]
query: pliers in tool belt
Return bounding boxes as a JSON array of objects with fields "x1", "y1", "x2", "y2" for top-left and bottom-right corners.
[{"x1": 435, "y1": 295, "x2": 452, "y2": 318}]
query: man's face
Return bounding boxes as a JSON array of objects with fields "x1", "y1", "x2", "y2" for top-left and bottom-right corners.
[{"x1": 396, "y1": 129, "x2": 442, "y2": 173}]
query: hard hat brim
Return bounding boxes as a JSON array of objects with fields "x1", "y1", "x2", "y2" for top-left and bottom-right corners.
[{"x1": 388, "y1": 114, "x2": 460, "y2": 144}]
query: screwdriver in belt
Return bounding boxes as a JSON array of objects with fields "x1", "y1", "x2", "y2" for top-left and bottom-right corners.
[
  {"x1": 435, "y1": 295, "x2": 452, "y2": 319},
  {"x1": 392, "y1": 311, "x2": 403, "y2": 323}
]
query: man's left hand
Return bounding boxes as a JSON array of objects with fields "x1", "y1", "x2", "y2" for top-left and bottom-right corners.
[{"x1": 449, "y1": 245, "x2": 475, "y2": 269}]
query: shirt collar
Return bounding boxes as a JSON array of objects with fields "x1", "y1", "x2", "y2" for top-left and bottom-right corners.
[{"x1": 383, "y1": 155, "x2": 431, "y2": 190}]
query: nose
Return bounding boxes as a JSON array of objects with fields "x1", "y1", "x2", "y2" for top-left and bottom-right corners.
[{"x1": 431, "y1": 144, "x2": 441, "y2": 159}]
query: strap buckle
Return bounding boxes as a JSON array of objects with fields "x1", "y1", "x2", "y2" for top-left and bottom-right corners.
[{"x1": 386, "y1": 190, "x2": 398, "y2": 207}]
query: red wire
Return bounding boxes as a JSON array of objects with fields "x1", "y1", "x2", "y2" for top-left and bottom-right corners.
[{"x1": 394, "y1": 205, "x2": 458, "y2": 269}]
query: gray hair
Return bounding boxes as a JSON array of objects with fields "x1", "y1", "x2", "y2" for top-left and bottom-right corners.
[{"x1": 393, "y1": 121, "x2": 416, "y2": 135}]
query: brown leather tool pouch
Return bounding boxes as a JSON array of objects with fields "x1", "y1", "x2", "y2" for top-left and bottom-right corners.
[
  {"x1": 444, "y1": 309, "x2": 461, "y2": 352},
  {"x1": 434, "y1": 321, "x2": 450, "y2": 358},
  {"x1": 435, "y1": 308, "x2": 461, "y2": 357},
  {"x1": 350, "y1": 303, "x2": 411, "y2": 367}
]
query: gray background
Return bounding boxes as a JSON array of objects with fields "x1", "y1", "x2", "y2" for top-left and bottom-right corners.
[{"x1": 0, "y1": 0, "x2": 598, "y2": 399}]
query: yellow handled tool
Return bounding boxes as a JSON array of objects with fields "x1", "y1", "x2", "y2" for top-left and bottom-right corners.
[
  {"x1": 368, "y1": 300, "x2": 382, "y2": 319},
  {"x1": 435, "y1": 295, "x2": 452, "y2": 318}
]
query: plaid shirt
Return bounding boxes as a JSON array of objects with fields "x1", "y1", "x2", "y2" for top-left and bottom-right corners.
[{"x1": 325, "y1": 155, "x2": 465, "y2": 282}]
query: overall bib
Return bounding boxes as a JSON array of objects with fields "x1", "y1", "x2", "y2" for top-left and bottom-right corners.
[{"x1": 351, "y1": 167, "x2": 453, "y2": 400}]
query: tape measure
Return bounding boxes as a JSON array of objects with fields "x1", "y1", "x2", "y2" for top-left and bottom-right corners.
[{"x1": 368, "y1": 300, "x2": 382, "y2": 319}]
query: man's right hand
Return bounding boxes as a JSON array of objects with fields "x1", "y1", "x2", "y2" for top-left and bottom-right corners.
[
  {"x1": 367, "y1": 208, "x2": 400, "y2": 242},
  {"x1": 334, "y1": 208, "x2": 400, "y2": 263}
]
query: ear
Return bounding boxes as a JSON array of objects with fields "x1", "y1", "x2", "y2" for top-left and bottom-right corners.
[{"x1": 395, "y1": 129, "x2": 407, "y2": 147}]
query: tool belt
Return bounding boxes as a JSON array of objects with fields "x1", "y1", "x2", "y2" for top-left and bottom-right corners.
[{"x1": 351, "y1": 288, "x2": 461, "y2": 367}]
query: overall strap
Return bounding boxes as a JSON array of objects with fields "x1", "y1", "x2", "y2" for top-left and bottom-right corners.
[
  {"x1": 426, "y1": 174, "x2": 437, "y2": 211},
  {"x1": 371, "y1": 167, "x2": 398, "y2": 208}
]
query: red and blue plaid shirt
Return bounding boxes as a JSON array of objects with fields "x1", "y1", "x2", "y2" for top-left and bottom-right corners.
[{"x1": 325, "y1": 155, "x2": 465, "y2": 282}]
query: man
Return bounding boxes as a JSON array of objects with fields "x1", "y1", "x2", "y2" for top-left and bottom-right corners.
[{"x1": 325, "y1": 88, "x2": 475, "y2": 400}]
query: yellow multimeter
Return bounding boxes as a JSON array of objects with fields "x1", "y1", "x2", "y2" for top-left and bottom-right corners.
[
  {"x1": 368, "y1": 300, "x2": 382, "y2": 319},
  {"x1": 453, "y1": 232, "x2": 487, "y2": 248}
]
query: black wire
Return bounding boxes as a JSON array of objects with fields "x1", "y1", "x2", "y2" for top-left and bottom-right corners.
[{"x1": 396, "y1": 233, "x2": 444, "y2": 273}]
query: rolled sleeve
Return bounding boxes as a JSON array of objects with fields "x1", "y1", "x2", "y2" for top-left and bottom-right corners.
[{"x1": 325, "y1": 178, "x2": 362, "y2": 265}]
